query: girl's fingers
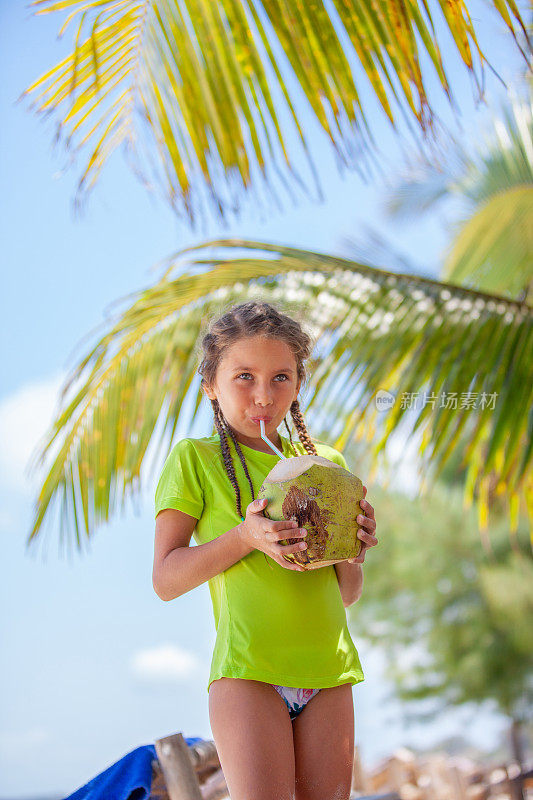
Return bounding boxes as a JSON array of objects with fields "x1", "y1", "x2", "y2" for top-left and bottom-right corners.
[
  {"x1": 277, "y1": 540, "x2": 308, "y2": 561},
  {"x1": 273, "y1": 519, "x2": 299, "y2": 531},
  {"x1": 358, "y1": 530, "x2": 378, "y2": 546},
  {"x1": 358, "y1": 503, "x2": 375, "y2": 520},
  {"x1": 348, "y1": 541, "x2": 369, "y2": 563},
  {"x1": 360, "y1": 497, "x2": 374, "y2": 518},
  {"x1": 357, "y1": 517, "x2": 376, "y2": 532}
]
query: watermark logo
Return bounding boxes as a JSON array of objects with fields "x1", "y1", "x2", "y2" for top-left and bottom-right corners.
[
  {"x1": 375, "y1": 389, "x2": 498, "y2": 412},
  {"x1": 375, "y1": 390, "x2": 395, "y2": 411}
]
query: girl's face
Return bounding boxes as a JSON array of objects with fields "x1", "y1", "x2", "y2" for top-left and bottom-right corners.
[{"x1": 203, "y1": 336, "x2": 301, "y2": 451}]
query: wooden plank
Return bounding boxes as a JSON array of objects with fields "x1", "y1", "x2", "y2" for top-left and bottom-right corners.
[
  {"x1": 200, "y1": 767, "x2": 230, "y2": 800},
  {"x1": 187, "y1": 739, "x2": 221, "y2": 774},
  {"x1": 155, "y1": 734, "x2": 203, "y2": 800},
  {"x1": 151, "y1": 748, "x2": 229, "y2": 800},
  {"x1": 151, "y1": 759, "x2": 171, "y2": 799}
]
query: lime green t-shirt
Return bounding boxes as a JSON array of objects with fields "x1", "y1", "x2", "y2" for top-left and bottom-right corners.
[{"x1": 154, "y1": 433, "x2": 365, "y2": 694}]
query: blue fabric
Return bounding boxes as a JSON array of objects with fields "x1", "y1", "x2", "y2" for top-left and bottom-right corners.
[{"x1": 63, "y1": 737, "x2": 205, "y2": 800}]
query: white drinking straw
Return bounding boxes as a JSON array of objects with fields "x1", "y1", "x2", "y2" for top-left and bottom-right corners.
[{"x1": 259, "y1": 419, "x2": 287, "y2": 459}]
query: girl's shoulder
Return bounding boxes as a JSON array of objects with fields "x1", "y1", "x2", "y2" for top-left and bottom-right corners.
[
  {"x1": 179, "y1": 434, "x2": 220, "y2": 450},
  {"x1": 171, "y1": 435, "x2": 222, "y2": 467},
  {"x1": 289, "y1": 436, "x2": 348, "y2": 469}
]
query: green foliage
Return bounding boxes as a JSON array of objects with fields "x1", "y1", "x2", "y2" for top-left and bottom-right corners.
[
  {"x1": 384, "y1": 95, "x2": 533, "y2": 302},
  {"x1": 26, "y1": 246, "x2": 532, "y2": 551},
  {"x1": 346, "y1": 476, "x2": 533, "y2": 725},
  {"x1": 20, "y1": 0, "x2": 531, "y2": 223}
]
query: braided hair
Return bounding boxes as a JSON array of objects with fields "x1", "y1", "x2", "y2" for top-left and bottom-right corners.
[{"x1": 197, "y1": 300, "x2": 318, "y2": 529}]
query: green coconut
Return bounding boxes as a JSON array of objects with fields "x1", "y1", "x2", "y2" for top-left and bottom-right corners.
[{"x1": 256, "y1": 454, "x2": 364, "y2": 569}]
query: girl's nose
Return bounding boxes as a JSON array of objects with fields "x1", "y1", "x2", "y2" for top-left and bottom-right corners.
[{"x1": 253, "y1": 386, "x2": 274, "y2": 403}]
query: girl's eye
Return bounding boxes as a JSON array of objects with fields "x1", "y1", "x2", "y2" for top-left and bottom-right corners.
[{"x1": 237, "y1": 373, "x2": 288, "y2": 382}]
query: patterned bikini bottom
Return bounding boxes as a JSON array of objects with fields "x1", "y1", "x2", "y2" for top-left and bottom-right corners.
[{"x1": 271, "y1": 684, "x2": 321, "y2": 721}]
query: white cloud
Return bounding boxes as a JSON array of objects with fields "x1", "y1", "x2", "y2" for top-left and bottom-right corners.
[
  {"x1": 0, "y1": 371, "x2": 67, "y2": 495},
  {"x1": 130, "y1": 643, "x2": 202, "y2": 683}
]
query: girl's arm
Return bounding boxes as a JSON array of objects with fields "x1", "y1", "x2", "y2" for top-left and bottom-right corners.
[
  {"x1": 334, "y1": 562, "x2": 364, "y2": 607},
  {"x1": 335, "y1": 490, "x2": 376, "y2": 606},
  {"x1": 153, "y1": 509, "x2": 255, "y2": 601}
]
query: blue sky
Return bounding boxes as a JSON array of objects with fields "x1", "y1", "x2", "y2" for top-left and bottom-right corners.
[{"x1": 0, "y1": 1, "x2": 528, "y2": 797}]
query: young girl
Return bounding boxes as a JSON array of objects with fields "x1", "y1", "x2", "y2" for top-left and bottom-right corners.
[{"x1": 153, "y1": 301, "x2": 378, "y2": 800}]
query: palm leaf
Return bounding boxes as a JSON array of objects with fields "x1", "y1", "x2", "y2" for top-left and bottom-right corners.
[
  {"x1": 384, "y1": 95, "x2": 533, "y2": 300},
  {"x1": 25, "y1": 239, "x2": 532, "y2": 552},
  {"x1": 18, "y1": 0, "x2": 531, "y2": 223}
]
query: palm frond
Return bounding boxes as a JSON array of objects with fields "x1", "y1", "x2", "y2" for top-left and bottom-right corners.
[
  {"x1": 19, "y1": 0, "x2": 532, "y2": 224},
  {"x1": 383, "y1": 95, "x2": 533, "y2": 299},
  {"x1": 26, "y1": 239, "x2": 533, "y2": 553},
  {"x1": 442, "y1": 97, "x2": 533, "y2": 297},
  {"x1": 442, "y1": 186, "x2": 533, "y2": 297}
]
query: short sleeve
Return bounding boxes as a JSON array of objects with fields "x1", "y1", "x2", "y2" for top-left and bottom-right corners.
[
  {"x1": 313, "y1": 438, "x2": 349, "y2": 470},
  {"x1": 154, "y1": 438, "x2": 205, "y2": 520},
  {"x1": 327, "y1": 449, "x2": 348, "y2": 470}
]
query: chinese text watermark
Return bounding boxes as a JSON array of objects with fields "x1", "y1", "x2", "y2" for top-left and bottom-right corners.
[{"x1": 375, "y1": 389, "x2": 498, "y2": 411}]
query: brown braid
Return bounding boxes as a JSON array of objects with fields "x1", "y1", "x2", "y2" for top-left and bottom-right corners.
[
  {"x1": 212, "y1": 396, "x2": 275, "y2": 569},
  {"x1": 289, "y1": 399, "x2": 318, "y2": 456},
  {"x1": 211, "y1": 398, "x2": 256, "y2": 519},
  {"x1": 197, "y1": 300, "x2": 318, "y2": 533}
]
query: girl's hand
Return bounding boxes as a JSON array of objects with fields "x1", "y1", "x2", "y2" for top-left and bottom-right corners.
[
  {"x1": 238, "y1": 497, "x2": 308, "y2": 571},
  {"x1": 347, "y1": 486, "x2": 377, "y2": 564}
]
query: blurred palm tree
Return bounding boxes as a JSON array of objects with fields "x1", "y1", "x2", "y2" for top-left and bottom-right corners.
[
  {"x1": 26, "y1": 95, "x2": 532, "y2": 555},
  {"x1": 381, "y1": 91, "x2": 533, "y2": 303},
  {"x1": 19, "y1": 0, "x2": 531, "y2": 226},
  {"x1": 338, "y1": 91, "x2": 533, "y2": 537},
  {"x1": 21, "y1": 3, "x2": 532, "y2": 553}
]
